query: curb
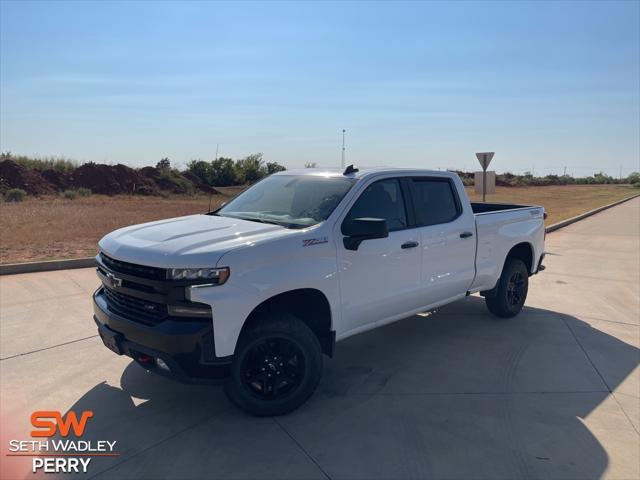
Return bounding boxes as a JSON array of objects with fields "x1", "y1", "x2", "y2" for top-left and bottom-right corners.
[
  {"x1": 544, "y1": 193, "x2": 639, "y2": 233},
  {"x1": 0, "y1": 257, "x2": 95, "y2": 276},
  {"x1": 1, "y1": 193, "x2": 638, "y2": 276}
]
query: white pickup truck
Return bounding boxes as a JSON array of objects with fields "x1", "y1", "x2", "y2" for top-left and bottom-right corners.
[{"x1": 93, "y1": 167, "x2": 545, "y2": 415}]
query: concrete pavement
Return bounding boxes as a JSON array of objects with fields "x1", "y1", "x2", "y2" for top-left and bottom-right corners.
[{"x1": 1, "y1": 197, "x2": 638, "y2": 479}]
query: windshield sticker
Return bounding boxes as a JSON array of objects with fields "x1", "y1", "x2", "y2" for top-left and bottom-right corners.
[{"x1": 303, "y1": 237, "x2": 328, "y2": 247}]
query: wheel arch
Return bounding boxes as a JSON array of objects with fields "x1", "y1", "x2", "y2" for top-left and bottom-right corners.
[
  {"x1": 480, "y1": 241, "x2": 534, "y2": 298},
  {"x1": 506, "y1": 241, "x2": 535, "y2": 274},
  {"x1": 239, "y1": 288, "x2": 335, "y2": 357}
]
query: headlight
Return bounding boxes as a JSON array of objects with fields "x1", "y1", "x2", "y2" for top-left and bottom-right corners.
[{"x1": 169, "y1": 267, "x2": 230, "y2": 284}]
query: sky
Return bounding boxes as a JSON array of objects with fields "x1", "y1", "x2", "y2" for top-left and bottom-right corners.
[{"x1": 1, "y1": 1, "x2": 639, "y2": 176}]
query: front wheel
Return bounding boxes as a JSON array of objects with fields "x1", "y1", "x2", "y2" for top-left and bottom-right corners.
[
  {"x1": 485, "y1": 258, "x2": 529, "y2": 318},
  {"x1": 225, "y1": 314, "x2": 323, "y2": 416}
]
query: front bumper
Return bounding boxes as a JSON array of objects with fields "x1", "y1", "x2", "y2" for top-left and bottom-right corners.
[{"x1": 93, "y1": 288, "x2": 231, "y2": 383}]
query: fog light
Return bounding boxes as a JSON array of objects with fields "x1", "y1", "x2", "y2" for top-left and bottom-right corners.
[{"x1": 156, "y1": 358, "x2": 170, "y2": 371}]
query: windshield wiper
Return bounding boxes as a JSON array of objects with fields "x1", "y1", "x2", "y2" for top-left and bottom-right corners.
[{"x1": 227, "y1": 215, "x2": 287, "y2": 227}]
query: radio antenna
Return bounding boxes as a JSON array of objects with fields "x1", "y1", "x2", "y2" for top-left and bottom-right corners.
[{"x1": 343, "y1": 164, "x2": 358, "y2": 175}]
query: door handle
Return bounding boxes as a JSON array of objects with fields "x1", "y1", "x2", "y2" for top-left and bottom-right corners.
[
  {"x1": 460, "y1": 232, "x2": 473, "y2": 239},
  {"x1": 401, "y1": 241, "x2": 420, "y2": 249}
]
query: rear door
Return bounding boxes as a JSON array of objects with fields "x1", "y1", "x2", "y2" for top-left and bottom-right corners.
[
  {"x1": 336, "y1": 177, "x2": 423, "y2": 335},
  {"x1": 408, "y1": 176, "x2": 476, "y2": 306}
]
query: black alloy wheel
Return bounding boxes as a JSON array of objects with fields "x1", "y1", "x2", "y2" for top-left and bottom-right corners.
[
  {"x1": 485, "y1": 258, "x2": 529, "y2": 318},
  {"x1": 240, "y1": 337, "x2": 305, "y2": 400},
  {"x1": 506, "y1": 271, "x2": 526, "y2": 307},
  {"x1": 225, "y1": 314, "x2": 323, "y2": 416}
]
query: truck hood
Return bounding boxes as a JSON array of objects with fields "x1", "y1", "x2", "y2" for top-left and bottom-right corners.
[{"x1": 98, "y1": 214, "x2": 290, "y2": 268}]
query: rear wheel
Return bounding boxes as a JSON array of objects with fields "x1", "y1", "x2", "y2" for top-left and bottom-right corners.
[
  {"x1": 485, "y1": 258, "x2": 529, "y2": 318},
  {"x1": 225, "y1": 314, "x2": 322, "y2": 416}
]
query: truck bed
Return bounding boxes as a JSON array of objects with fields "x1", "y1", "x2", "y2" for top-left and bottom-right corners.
[{"x1": 470, "y1": 201, "x2": 545, "y2": 290}]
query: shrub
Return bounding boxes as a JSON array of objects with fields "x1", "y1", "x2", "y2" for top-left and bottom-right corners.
[
  {"x1": 134, "y1": 184, "x2": 155, "y2": 196},
  {"x1": 593, "y1": 172, "x2": 615, "y2": 184},
  {"x1": 61, "y1": 189, "x2": 78, "y2": 200},
  {"x1": 5, "y1": 188, "x2": 27, "y2": 202},
  {"x1": 461, "y1": 176, "x2": 474, "y2": 186},
  {"x1": 210, "y1": 157, "x2": 236, "y2": 186},
  {"x1": 234, "y1": 153, "x2": 265, "y2": 184},
  {"x1": 158, "y1": 170, "x2": 194, "y2": 194},
  {"x1": 77, "y1": 187, "x2": 92, "y2": 197},
  {"x1": 186, "y1": 159, "x2": 212, "y2": 185},
  {"x1": 185, "y1": 154, "x2": 284, "y2": 187},
  {"x1": 510, "y1": 176, "x2": 531, "y2": 187},
  {"x1": 632, "y1": 181, "x2": 640, "y2": 189},
  {"x1": 266, "y1": 162, "x2": 286, "y2": 174},
  {"x1": 156, "y1": 157, "x2": 171, "y2": 171}
]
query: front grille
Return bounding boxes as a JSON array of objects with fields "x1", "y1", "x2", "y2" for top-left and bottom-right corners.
[
  {"x1": 100, "y1": 253, "x2": 166, "y2": 280},
  {"x1": 103, "y1": 287, "x2": 168, "y2": 325}
]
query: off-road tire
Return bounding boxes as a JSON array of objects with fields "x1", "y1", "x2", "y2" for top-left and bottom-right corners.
[
  {"x1": 485, "y1": 258, "x2": 529, "y2": 318},
  {"x1": 225, "y1": 314, "x2": 323, "y2": 416}
]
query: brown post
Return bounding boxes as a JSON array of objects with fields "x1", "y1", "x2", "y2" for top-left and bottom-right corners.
[{"x1": 482, "y1": 155, "x2": 487, "y2": 202}]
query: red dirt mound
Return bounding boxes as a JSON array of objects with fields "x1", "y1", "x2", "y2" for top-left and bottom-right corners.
[
  {"x1": 70, "y1": 163, "x2": 158, "y2": 195},
  {"x1": 138, "y1": 166, "x2": 219, "y2": 194},
  {"x1": 139, "y1": 166, "x2": 159, "y2": 177},
  {"x1": 0, "y1": 160, "x2": 56, "y2": 195},
  {"x1": 1, "y1": 159, "x2": 221, "y2": 197},
  {"x1": 41, "y1": 169, "x2": 72, "y2": 190}
]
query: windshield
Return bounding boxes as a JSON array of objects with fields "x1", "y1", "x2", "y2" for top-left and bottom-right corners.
[{"x1": 215, "y1": 175, "x2": 355, "y2": 229}]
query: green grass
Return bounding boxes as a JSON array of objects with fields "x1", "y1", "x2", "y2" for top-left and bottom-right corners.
[{"x1": 1, "y1": 153, "x2": 78, "y2": 172}]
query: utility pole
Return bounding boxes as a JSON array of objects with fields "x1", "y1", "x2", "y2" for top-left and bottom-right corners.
[
  {"x1": 341, "y1": 129, "x2": 346, "y2": 168},
  {"x1": 215, "y1": 144, "x2": 219, "y2": 161},
  {"x1": 563, "y1": 166, "x2": 567, "y2": 176}
]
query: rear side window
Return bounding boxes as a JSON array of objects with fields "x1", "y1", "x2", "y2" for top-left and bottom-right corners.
[
  {"x1": 345, "y1": 178, "x2": 408, "y2": 231},
  {"x1": 410, "y1": 178, "x2": 460, "y2": 226}
]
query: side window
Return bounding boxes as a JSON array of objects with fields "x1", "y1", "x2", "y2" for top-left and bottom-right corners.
[
  {"x1": 410, "y1": 178, "x2": 460, "y2": 226},
  {"x1": 345, "y1": 178, "x2": 408, "y2": 231}
]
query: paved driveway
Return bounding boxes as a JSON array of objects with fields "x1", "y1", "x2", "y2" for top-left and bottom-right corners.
[{"x1": 1, "y1": 198, "x2": 638, "y2": 479}]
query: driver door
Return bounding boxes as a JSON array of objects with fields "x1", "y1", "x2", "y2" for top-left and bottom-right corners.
[{"x1": 336, "y1": 178, "x2": 423, "y2": 335}]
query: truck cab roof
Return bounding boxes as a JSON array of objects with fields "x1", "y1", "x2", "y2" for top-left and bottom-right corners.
[{"x1": 271, "y1": 167, "x2": 449, "y2": 180}]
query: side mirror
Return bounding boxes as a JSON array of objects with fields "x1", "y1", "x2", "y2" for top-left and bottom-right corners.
[{"x1": 342, "y1": 217, "x2": 389, "y2": 251}]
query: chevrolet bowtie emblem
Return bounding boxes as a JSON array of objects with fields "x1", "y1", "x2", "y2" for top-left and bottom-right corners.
[{"x1": 106, "y1": 272, "x2": 123, "y2": 288}]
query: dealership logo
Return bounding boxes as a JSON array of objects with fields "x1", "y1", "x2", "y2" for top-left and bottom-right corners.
[
  {"x1": 31, "y1": 411, "x2": 94, "y2": 437},
  {"x1": 5, "y1": 410, "x2": 118, "y2": 475}
]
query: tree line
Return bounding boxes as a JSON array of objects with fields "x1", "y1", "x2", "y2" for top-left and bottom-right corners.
[{"x1": 185, "y1": 153, "x2": 286, "y2": 186}]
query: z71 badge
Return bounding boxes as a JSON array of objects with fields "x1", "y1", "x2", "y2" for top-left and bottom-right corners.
[{"x1": 303, "y1": 237, "x2": 328, "y2": 247}]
